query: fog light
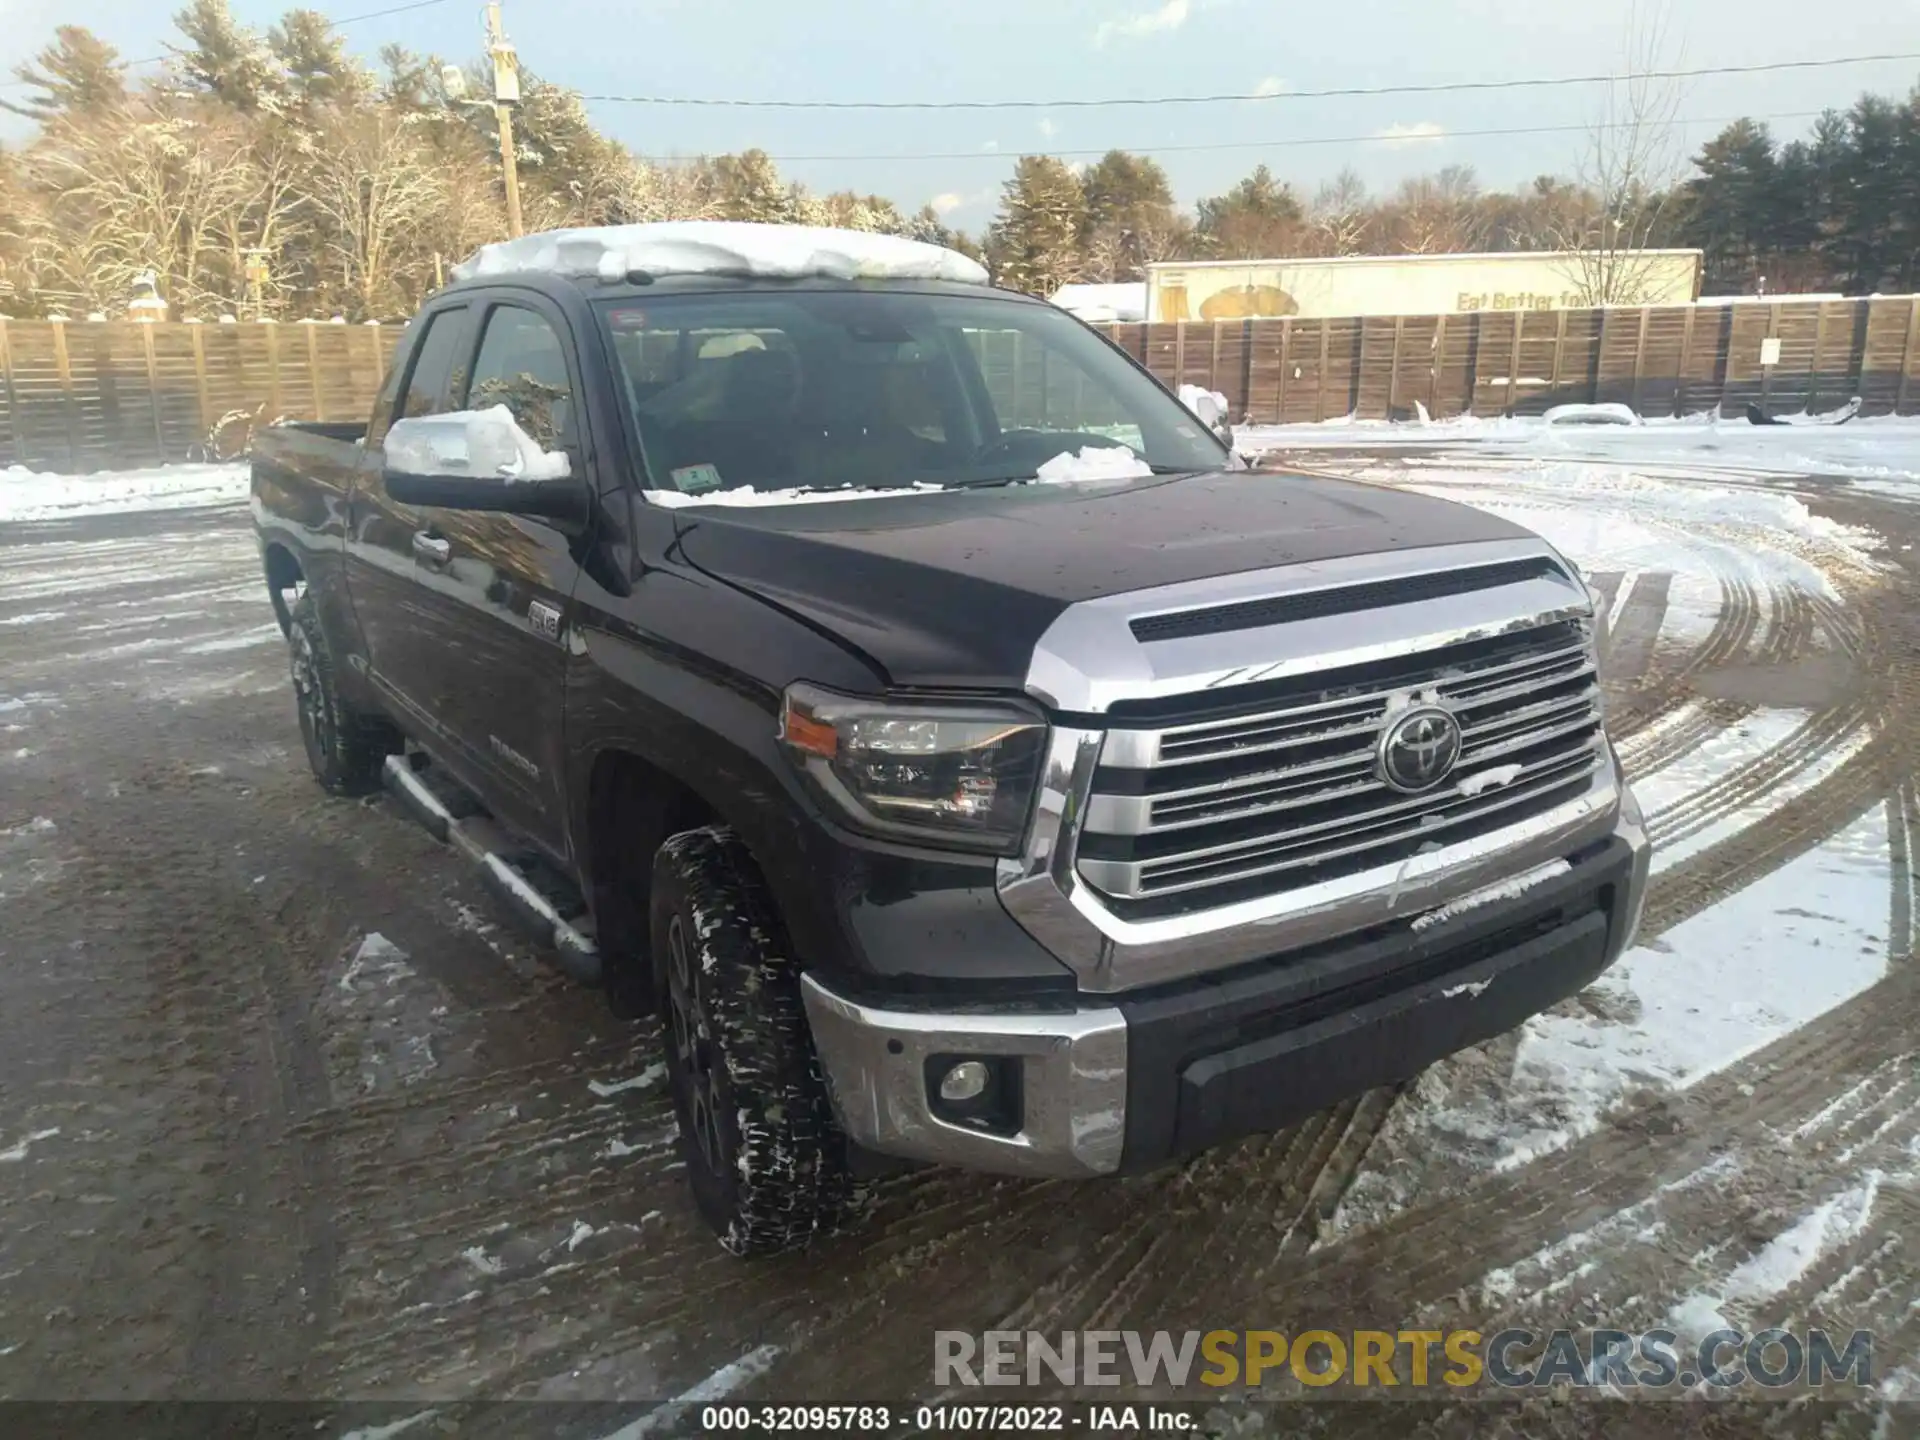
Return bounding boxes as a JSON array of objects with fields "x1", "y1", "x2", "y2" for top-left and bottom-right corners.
[{"x1": 938, "y1": 1060, "x2": 991, "y2": 1103}]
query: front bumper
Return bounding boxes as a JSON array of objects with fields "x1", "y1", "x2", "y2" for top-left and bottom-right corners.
[{"x1": 802, "y1": 811, "x2": 1649, "y2": 1178}]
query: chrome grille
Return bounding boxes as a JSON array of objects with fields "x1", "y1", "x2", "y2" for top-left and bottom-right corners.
[{"x1": 1075, "y1": 619, "x2": 1604, "y2": 918}]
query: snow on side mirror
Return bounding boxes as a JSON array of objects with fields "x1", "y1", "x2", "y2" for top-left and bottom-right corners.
[
  {"x1": 386, "y1": 407, "x2": 572, "y2": 483},
  {"x1": 1177, "y1": 383, "x2": 1234, "y2": 450},
  {"x1": 383, "y1": 408, "x2": 584, "y2": 525}
]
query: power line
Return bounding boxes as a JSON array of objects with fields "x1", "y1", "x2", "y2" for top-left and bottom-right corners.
[
  {"x1": 585, "y1": 49, "x2": 1920, "y2": 111},
  {"x1": 640, "y1": 110, "x2": 1829, "y2": 165},
  {"x1": 0, "y1": 0, "x2": 451, "y2": 88}
]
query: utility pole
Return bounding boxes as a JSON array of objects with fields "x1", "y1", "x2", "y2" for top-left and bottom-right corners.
[
  {"x1": 243, "y1": 248, "x2": 269, "y2": 320},
  {"x1": 485, "y1": 2, "x2": 524, "y2": 238}
]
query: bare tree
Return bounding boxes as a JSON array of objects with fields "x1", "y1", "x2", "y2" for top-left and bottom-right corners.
[
  {"x1": 22, "y1": 100, "x2": 247, "y2": 311},
  {"x1": 202, "y1": 115, "x2": 310, "y2": 314},
  {"x1": 1309, "y1": 167, "x2": 1371, "y2": 255},
  {"x1": 1384, "y1": 166, "x2": 1483, "y2": 254},
  {"x1": 307, "y1": 109, "x2": 444, "y2": 318},
  {"x1": 1549, "y1": 1, "x2": 1686, "y2": 304}
]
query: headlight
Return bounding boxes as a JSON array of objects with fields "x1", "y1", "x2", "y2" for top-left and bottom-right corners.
[{"x1": 778, "y1": 683, "x2": 1049, "y2": 854}]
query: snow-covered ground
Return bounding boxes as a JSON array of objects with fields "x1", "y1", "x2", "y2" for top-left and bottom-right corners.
[
  {"x1": 0, "y1": 463, "x2": 250, "y2": 523},
  {"x1": 1237, "y1": 411, "x2": 1920, "y2": 502}
]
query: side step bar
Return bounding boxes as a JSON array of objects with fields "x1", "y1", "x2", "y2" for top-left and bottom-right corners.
[{"x1": 383, "y1": 754, "x2": 602, "y2": 987}]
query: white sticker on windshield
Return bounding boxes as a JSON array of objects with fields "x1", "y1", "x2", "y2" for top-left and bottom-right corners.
[
  {"x1": 1175, "y1": 425, "x2": 1199, "y2": 438},
  {"x1": 671, "y1": 462, "x2": 724, "y2": 494}
]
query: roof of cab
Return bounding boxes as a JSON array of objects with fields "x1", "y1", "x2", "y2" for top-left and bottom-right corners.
[{"x1": 451, "y1": 220, "x2": 990, "y2": 289}]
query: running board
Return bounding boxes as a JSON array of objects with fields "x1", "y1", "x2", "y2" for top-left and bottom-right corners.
[{"x1": 382, "y1": 754, "x2": 602, "y2": 987}]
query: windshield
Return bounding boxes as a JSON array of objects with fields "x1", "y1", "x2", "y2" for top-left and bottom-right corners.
[{"x1": 594, "y1": 289, "x2": 1227, "y2": 498}]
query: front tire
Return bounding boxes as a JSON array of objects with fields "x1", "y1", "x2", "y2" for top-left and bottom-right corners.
[
  {"x1": 650, "y1": 827, "x2": 858, "y2": 1255},
  {"x1": 288, "y1": 591, "x2": 395, "y2": 796}
]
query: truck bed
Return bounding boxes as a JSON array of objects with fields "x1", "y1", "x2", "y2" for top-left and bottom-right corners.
[{"x1": 251, "y1": 419, "x2": 369, "y2": 549}]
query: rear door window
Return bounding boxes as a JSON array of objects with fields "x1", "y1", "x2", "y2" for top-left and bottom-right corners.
[
  {"x1": 465, "y1": 304, "x2": 576, "y2": 449},
  {"x1": 389, "y1": 306, "x2": 470, "y2": 431}
]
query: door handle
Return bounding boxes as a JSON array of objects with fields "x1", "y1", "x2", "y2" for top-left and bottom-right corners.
[{"x1": 411, "y1": 531, "x2": 452, "y2": 568}]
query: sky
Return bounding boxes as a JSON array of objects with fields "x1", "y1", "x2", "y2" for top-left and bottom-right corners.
[{"x1": 4, "y1": 0, "x2": 1920, "y2": 234}]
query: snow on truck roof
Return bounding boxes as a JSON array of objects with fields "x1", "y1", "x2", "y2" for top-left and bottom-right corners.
[{"x1": 452, "y1": 221, "x2": 991, "y2": 287}]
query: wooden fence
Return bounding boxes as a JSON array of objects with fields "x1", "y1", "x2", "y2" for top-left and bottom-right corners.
[
  {"x1": 0, "y1": 318, "x2": 404, "y2": 474},
  {"x1": 3, "y1": 296, "x2": 1920, "y2": 473},
  {"x1": 1096, "y1": 295, "x2": 1920, "y2": 427}
]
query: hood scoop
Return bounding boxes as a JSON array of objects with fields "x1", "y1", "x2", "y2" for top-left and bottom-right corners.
[{"x1": 1128, "y1": 557, "x2": 1564, "y2": 644}]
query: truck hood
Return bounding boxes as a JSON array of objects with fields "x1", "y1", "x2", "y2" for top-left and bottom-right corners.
[{"x1": 671, "y1": 469, "x2": 1533, "y2": 693}]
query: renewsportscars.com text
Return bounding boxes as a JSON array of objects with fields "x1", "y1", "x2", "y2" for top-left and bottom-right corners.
[{"x1": 935, "y1": 1328, "x2": 1875, "y2": 1390}]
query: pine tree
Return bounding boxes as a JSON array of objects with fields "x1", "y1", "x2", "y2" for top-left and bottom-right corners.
[
  {"x1": 986, "y1": 156, "x2": 1087, "y2": 294},
  {"x1": 1080, "y1": 150, "x2": 1178, "y2": 280},
  {"x1": 1827, "y1": 93, "x2": 1920, "y2": 293},
  {"x1": 374, "y1": 44, "x2": 437, "y2": 111},
  {"x1": 171, "y1": 0, "x2": 287, "y2": 113},
  {"x1": 268, "y1": 10, "x2": 370, "y2": 112},
  {"x1": 1684, "y1": 120, "x2": 1779, "y2": 292},
  {"x1": 712, "y1": 149, "x2": 797, "y2": 223},
  {"x1": 2, "y1": 27, "x2": 128, "y2": 121},
  {"x1": 1195, "y1": 164, "x2": 1304, "y2": 258}
]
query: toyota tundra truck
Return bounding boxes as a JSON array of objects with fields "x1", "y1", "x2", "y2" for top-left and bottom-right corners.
[{"x1": 250, "y1": 221, "x2": 1650, "y2": 1256}]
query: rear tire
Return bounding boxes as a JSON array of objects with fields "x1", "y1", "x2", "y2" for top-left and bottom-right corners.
[
  {"x1": 288, "y1": 591, "x2": 396, "y2": 796},
  {"x1": 650, "y1": 826, "x2": 860, "y2": 1255}
]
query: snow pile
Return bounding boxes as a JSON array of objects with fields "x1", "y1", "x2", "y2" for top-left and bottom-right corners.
[
  {"x1": 1052, "y1": 281, "x2": 1148, "y2": 322},
  {"x1": 0, "y1": 463, "x2": 249, "y2": 523},
  {"x1": 385, "y1": 407, "x2": 571, "y2": 482},
  {"x1": 1491, "y1": 804, "x2": 1889, "y2": 1163},
  {"x1": 647, "y1": 482, "x2": 942, "y2": 509},
  {"x1": 1035, "y1": 445, "x2": 1154, "y2": 484},
  {"x1": 587, "y1": 1064, "x2": 666, "y2": 1097},
  {"x1": 1177, "y1": 384, "x2": 1230, "y2": 428},
  {"x1": 646, "y1": 447, "x2": 1154, "y2": 508},
  {"x1": 1543, "y1": 401, "x2": 1642, "y2": 427},
  {"x1": 454, "y1": 221, "x2": 989, "y2": 287},
  {"x1": 1455, "y1": 762, "x2": 1525, "y2": 797},
  {"x1": 0, "y1": 1127, "x2": 60, "y2": 1163}
]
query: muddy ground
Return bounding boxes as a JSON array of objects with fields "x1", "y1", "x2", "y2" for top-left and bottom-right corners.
[{"x1": 0, "y1": 466, "x2": 1917, "y2": 1437}]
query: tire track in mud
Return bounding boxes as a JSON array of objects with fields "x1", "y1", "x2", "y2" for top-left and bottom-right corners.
[
  {"x1": 1601, "y1": 570, "x2": 1673, "y2": 692},
  {"x1": 1644, "y1": 701, "x2": 1868, "y2": 858},
  {"x1": 1615, "y1": 577, "x2": 1798, "y2": 780},
  {"x1": 1610, "y1": 572, "x2": 1762, "y2": 754},
  {"x1": 1026, "y1": 960, "x2": 1920, "y2": 1376},
  {"x1": 740, "y1": 1091, "x2": 1405, "y2": 1403},
  {"x1": 0, "y1": 738, "x2": 338, "y2": 1396}
]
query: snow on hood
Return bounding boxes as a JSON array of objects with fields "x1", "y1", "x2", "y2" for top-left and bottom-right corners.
[
  {"x1": 452, "y1": 221, "x2": 990, "y2": 287},
  {"x1": 648, "y1": 446, "x2": 1155, "y2": 508},
  {"x1": 647, "y1": 482, "x2": 946, "y2": 508},
  {"x1": 1034, "y1": 445, "x2": 1154, "y2": 483}
]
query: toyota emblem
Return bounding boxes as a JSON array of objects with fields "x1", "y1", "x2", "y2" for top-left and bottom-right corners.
[{"x1": 1377, "y1": 705, "x2": 1462, "y2": 793}]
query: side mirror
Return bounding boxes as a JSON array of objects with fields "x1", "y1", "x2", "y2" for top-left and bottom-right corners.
[
  {"x1": 1176, "y1": 383, "x2": 1234, "y2": 447},
  {"x1": 383, "y1": 407, "x2": 587, "y2": 525}
]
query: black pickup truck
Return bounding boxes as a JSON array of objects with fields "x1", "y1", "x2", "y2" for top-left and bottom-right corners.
[{"x1": 252, "y1": 222, "x2": 1649, "y2": 1255}]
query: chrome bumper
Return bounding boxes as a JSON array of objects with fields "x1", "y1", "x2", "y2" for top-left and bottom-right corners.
[
  {"x1": 799, "y1": 976, "x2": 1128, "y2": 1178},
  {"x1": 804, "y1": 796, "x2": 1650, "y2": 1180}
]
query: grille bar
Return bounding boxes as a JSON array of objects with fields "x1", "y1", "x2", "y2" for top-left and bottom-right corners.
[
  {"x1": 1079, "y1": 744, "x2": 1603, "y2": 900},
  {"x1": 1124, "y1": 638, "x2": 1592, "y2": 771},
  {"x1": 1076, "y1": 615, "x2": 1606, "y2": 909}
]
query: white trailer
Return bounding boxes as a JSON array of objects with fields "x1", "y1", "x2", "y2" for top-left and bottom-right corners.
[{"x1": 1144, "y1": 250, "x2": 1703, "y2": 323}]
